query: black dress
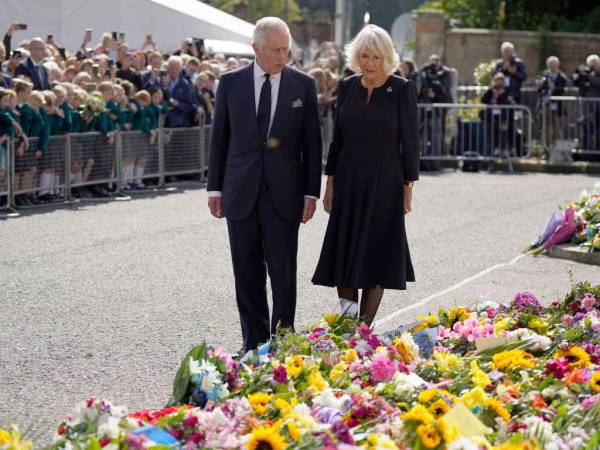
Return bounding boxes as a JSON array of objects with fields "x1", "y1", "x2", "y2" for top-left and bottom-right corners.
[{"x1": 312, "y1": 75, "x2": 420, "y2": 290}]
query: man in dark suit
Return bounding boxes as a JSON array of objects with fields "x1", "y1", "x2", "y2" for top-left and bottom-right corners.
[
  {"x1": 207, "y1": 17, "x2": 322, "y2": 353},
  {"x1": 14, "y1": 38, "x2": 50, "y2": 91}
]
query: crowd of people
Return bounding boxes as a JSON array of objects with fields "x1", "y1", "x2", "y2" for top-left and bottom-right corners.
[{"x1": 1, "y1": 20, "x2": 600, "y2": 207}]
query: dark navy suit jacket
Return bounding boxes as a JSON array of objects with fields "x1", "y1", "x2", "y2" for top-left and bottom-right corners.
[
  {"x1": 208, "y1": 63, "x2": 322, "y2": 222},
  {"x1": 15, "y1": 58, "x2": 50, "y2": 91}
]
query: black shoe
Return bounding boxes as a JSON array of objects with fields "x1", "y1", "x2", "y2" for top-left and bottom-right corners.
[
  {"x1": 27, "y1": 194, "x2": 42, "y2": 205},
  {"x1": 91, "y1": 186, "x2": 110, "y2": 197},
  {"x1": 37, "y1": 193, "x2": 52, "y2": 202},
  {"x1": 15, "y1": 195, "x2": 27, "y2": 206}
]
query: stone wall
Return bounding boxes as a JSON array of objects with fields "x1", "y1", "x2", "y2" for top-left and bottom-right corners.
[{"x1": 414, "y1": 10, "x2": 600, "y2": 85}]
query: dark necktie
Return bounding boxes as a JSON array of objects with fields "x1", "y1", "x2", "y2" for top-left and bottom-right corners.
[{"x1": 257, "y1": 73, "x2": 271, "y2": 142}]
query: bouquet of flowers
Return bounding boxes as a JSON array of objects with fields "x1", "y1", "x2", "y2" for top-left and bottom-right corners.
[{"x1": 45, "y1": 281, "x2": 600, "y2": 449}]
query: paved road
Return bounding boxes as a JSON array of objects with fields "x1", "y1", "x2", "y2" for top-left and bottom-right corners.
[{"x1": 0, "y1": 171, "x2": 598, "y2": 444}]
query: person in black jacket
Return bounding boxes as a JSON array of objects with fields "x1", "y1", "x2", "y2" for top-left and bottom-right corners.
[
  {"x1": 480, "y1": 73, "x2": 517, "y2": 157},
  {"x1": 493, "y1": 42, "x2": 527, "y2": 104},
  {"x1": 573, "y1": 54, "x2": 600, "y2": 154},
  {"x1": 537, "y1": 56, "x2": 568, "y2": 151}
]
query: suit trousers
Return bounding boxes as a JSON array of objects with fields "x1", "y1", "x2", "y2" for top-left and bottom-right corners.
[{"x1": 226, "y1": 176, "x2": 300, "y2": 350}]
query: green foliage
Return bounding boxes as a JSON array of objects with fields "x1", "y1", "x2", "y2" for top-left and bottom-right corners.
[
  {"x1": 209, "y1": 0, "x2": 302, "y2": 22},
  {"x1": 421, "y1": 0, "x2": 600, "y2": 33},
  {"x1": 167, "y1": 342, "x2": 208, "y2": 406}
]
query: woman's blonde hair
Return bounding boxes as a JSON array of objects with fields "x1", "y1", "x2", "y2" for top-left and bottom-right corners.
[{"x1": 345, "y1": 24, "x2": 399, "y2": 76}]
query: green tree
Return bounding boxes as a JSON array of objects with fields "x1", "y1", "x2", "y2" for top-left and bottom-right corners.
[{"x1": 208, "y1": 0, "x2": 302, "y2": 22}]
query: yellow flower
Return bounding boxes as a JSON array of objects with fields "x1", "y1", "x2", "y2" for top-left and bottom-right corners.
[
  {"x1": 470, "y1": 360, "x2": 491, "y2": 387},
  {"x1": 590, "y1": 371, "x2": 600, "y2": 393},
  {"x1": 274, "y1": 398, "x2": 293, "y2": 417},
  {"x1": 495, "y1": 440, "x2": 540, "y2": 450},
  {"x1": 393, "y1": 337, "x2": 416, "y2": 364},
  {"x1": 494, "y1": 317, "x2": 511, "y2": 334},
  {"x1": 554, "y1": 346, "x2": 591, "y2": 368},
  {"x1": 448, "y1": 306, "x2": 471, "y2": 323},
  {"x1": 461, "y1": 387, "x2": 487, "y2": 410},
  {"x1": 323, "y1": 313, "x2": 339, "y2": 325},
  {"x1": 428, "y1": 399, "x2": 451, "y2": 418},
  {"x1": 365, "y1": 434, "x2": 399, "y2": 450},
  {"x1": 247, "y1": 424, "x2": 288, "y2": 450},
  {"x1": 402, "y1": 404, "x2": 435, "y2": 425},
  {"x1": 418, "y1": 388, "x2": 455, "y2": 405},
  {"x1": 416, "y1": 423, "x2": 442, "y2": 449},
  {"x1": 492, "y1": 349, "x2": 535, "y2": 371},
  {"x1": 248, "y1": 392, "x2": 272, "y2": 416},
  {"x1": 437, "y1": 418, "x2": 459, "y2": 444},
  {"x1": 484, "y1": 398, "x2": 511, "y2": 422},
  {"x1": 342, "y1": 348, "x2": 358, "y2": 364},
  {"x1": 329, "y1": 361, "x2": 348, "y2": 382},
  {"x1": 286, "y1": 421, "x2": 301, "y2": 441},
  {"x1": 307, "y1": 366, "x2": 328, "y2": 392},
  {"x1": 527, "y1": 317, "x2": 547, "y2": 335},
  {"x1": 284, "y1": 355, "x2": 304, "y2": 378},
  {"x1": 0, "y1": 426, "x2": 31, "y2": 450},
  {"x1": 433, "y1": 351, "x2": 463, "y2": 372}
]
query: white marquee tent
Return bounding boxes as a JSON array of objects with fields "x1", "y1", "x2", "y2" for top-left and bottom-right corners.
[{"x1": 0, "y1": 0, "x2": 255, "y2": 54}]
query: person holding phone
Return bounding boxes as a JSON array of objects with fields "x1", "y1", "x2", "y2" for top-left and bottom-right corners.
[{"x1": 3, "y1": 22, "x2": 27, "y2": 63}]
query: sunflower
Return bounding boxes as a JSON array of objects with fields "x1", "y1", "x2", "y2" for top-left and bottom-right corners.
[
  {"x1": 483, "y1": 398, "x2": 511, "y2": 422},
  {"x1": 590, "y1": 371, "x2": 600, "y2": 393},
  {"x1": 492, "y1": 349, "x2": 535, "y2": 371},
  {"x1": 554, "y1": 346, "x2": 591, "y2": 368},
  {"x1": 416, "y1": 423, "x2": 442, "y2": 449},
  {"x1": 248, "y1": 392, "x2": 272, "y2": 416},
  {"x1": 402, "y1": 404, "x2": 435, "y2": 425},
  {"x1": 247, "y1": 425, "x2": 288, "y2": 450},
  {"x1": 284, "y1": 355, "x2": 304, "y2": 378},
  {"x1": 427, "y1": 399, "x2": 451, "y2": 418}
]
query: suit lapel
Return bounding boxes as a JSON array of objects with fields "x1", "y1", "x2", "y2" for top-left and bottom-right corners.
[
  {"x1": 240, "y1": 63, "x2": 260, "y2": 139},
  {"x1": 28, "y1": 59, "x2": 41, "y2": 88},
  {"x1": 269, "y1": 66, "x2": 294, "y2": 138}
]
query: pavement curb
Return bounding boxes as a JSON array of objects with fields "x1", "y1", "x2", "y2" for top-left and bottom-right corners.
[
  {"x1": 548, "y1": 244, "x2": 600, "y2": 266},
  {"x1": 439, "y1": 159, "x2": 600, "y2": 174}
]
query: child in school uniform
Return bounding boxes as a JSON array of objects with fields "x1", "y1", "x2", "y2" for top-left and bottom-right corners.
[
  {"x1": 0, "y1": 88, "x2": 19, "y2": 196},
  {"x1": 27, "y1": 91, "x2": 50, "y2": 202},
  {"x1": 118, "y1": 80, "x2": 145, "y2": 189},
  {"x1": 98, "y1": 81, "x2": 125, "y2": 132},
  {"x1": 131, "y1": 89, "x2": 157, "y2": 189}
]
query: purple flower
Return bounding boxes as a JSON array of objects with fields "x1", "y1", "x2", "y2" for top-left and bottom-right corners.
[
  {"x1": 273, "y1": 365, "x2": 288, "y2": 384},
  {"x1": 313, "y1": 406, "x2": 344, "y2": 424},
  {"x1": 513, "y1": 292, "x2": 543, "y2": 313},
  {"x1": 331, "y1": 422, "x2": 355, "y2": 445}
]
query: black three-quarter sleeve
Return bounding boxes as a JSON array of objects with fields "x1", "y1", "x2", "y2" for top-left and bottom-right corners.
[
  {"x1": 324, "y1": 78, "x2": 348, "y2": 175},
  {"x1": 398, "y1": 79, "x2": 420, "y2": 182}
]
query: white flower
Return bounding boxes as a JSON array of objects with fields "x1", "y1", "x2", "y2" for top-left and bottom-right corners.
[
  {"x1": 523, "y1": 416, "x2": 555, "y2": 445},
  {"x1": 447, "y1": 437, "x2": 480, "y2": 450},
  {"x1": 354, "y1": 339, "x2": 371, "y2": 356},
  {"x1": 313, "y1": 389, "x2": 351, "y2": 410},
  {"x1": 346, "y1": 383, "x2": 362, "y2": 395},
  {"x1": 97, "y1": 416, "x2": 122, "y2": 440}
]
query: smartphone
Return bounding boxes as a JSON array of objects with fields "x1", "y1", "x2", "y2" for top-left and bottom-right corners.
[
  {"x1": 47, "y1": 34, "x2": 53, "y2": 41},
  {"x1": 92, "y1": 64, "x2": 99, "y2": 77},
  {"x1": 107, "y1": 59, "x2": 114, "y2": 68},
  {"x1": 16, "y1": 23, "x2": 27, "y2": 30},
  {"x1": 118, "y1": 32, "x2": 126, "y2": 41},
  {"x1": 146, "y1": 34, "x2": 152, "y2": 41},
  {"x1": 58, "y1": 47, "x2": 66, "y2": 59},
  {"x1": 112, "y1": 31, "x2": 118, "y2": 40},
  {"x1": 85, "y1": 29, "x2": 92, "y2": 40},
  {"x1": 11, "y1": 50, "x2": 22, "y2": 59}
]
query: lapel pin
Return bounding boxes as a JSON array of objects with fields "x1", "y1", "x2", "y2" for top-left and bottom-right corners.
[
  {"x1": 386, "y1": 86, "x2": 393, "y2": 93},
  {"x1": 292, "y1": 99, "x2": 303, "y2": 108}
]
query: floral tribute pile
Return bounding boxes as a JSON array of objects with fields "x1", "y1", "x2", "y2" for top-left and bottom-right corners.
[
  {"x1": 4, "y1": 282, "x2": 600, "y2": 450},
  {"x1": 528, "y1": 184, "x2": 600, "y2": 254}
]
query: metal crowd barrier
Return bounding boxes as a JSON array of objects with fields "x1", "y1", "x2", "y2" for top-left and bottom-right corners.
[
  {"x1": 1, "y1": 138, "x2": 11, "y2": 210},
  {"x1": 417, "y1": 103, "x2": 533, "y2": 163},
  {"x1": 541, "y1": 96, "x2": 600, "y2": 159},
  {"x1": 5, "y1": 125, "x2": 209, "y2": 208}
]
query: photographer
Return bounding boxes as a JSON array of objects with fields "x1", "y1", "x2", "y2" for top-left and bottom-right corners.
[
  {"x1": 573, "y1": 54, "x2": 600, "y2": 153},
  {"x1": 480, "y1": 73, "x2": 517, "y2": 158},
  {"x1": 493, "y1": 42, "x2": 527, "y2": 103},
  {"x1": 418, "y1": 54, "x2": 452, "y2": 166},
  {"x1": 537, "y1": 56, "x2": 567, "y2": 150}
]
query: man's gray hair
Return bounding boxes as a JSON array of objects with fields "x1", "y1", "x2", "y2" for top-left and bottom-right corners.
[
  {"x1": 500, "y1": 41, "x2": 514, "y2": 52},
  {"x1": 167, "y1": 55, "x2": 183, "y2": 67},
  {"x1": 586, "y1": 54, "x2": 600, "y2": 66},
  {"x1": 253, "y1": 17, "x2": 291, "y2": 48},
  {"x1": 546, "y1": 56, "x2": 559, "y2": 66}
]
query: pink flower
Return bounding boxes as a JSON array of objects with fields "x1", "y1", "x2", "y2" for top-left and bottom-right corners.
[
  {"x1": 437, "y1": 326, "x2": 452, "y2": 339},
  {"x1": 545, "y1": 358, "x2": 570, "y2": 379},
  {"x1": 582, "y1": 394, "x2": 600, "y2": 410},
  {"x1": 273, "y1": 365, "x2": 288, "y2": 384},
  {"x1": 451, "y1": 318, "x2": 494, "y2": 342},
  {"x1": 369, "y1": 354, "x2": 396, "y2": 382},
  {"x1": 562, "y1": 314, "x2": 573, "y2": 326},
  {"x1": 581, "y1": 294, "x2": 597, "y2": 312}
]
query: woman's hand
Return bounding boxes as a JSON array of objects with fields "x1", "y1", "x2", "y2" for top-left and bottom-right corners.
[
  {"x1": 323, "y1": 176, "x2": 334, "y2": 214},
  {"x1": 404, "y1": 185, "x2": 413, "y2": 214}
]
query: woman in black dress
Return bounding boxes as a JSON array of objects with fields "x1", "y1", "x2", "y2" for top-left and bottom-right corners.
[{"x1": 312, "y1": 25, "x2": 420, "y2": 325}]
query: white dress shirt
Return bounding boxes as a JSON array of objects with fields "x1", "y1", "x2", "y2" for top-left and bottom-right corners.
[{"x1": 208, "y1": 61, "x2": 316, "y2": 201}]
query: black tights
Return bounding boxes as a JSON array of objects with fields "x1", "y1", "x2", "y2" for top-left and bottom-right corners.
[{"x1": 337, "y1": 287, "x2": 384, "y2": 325}]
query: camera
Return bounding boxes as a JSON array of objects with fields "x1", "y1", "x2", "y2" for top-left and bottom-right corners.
[
  {"x1": 16, "y1": 23, "x2": 27, "y2": 30},
  {"x1": 11, "y1": 49, "x2": 22, "y2": 59}
]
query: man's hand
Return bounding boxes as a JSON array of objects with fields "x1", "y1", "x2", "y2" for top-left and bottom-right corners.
[
  {"x1": 208, "y1": 196, "x2": 223, "y2": 219},
  {"x1": 35, "y1": 150, "x2": 42, "y2": 159},
  {"x1": 301, "y1": 197, "x2": 316, "y2": 224},
  {"x1": 323, "y1": 177, "x2": 334, "y2": 214},
  {"x1": 404, "y1": 185, "x2": 413, "y2": 214}
]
